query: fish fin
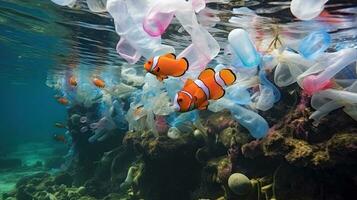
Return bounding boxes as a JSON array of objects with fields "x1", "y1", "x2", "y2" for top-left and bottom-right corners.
[
  {"x1": 184, "y1": 79, "x2": 194, "y2": 87},
  {"x1": 182, "y1": 57, "x2": 189, "y2": 71},
  {"x1": 198, "y1": 101, "x2": 209, "y2": 110},
  {"x1": 172, "y1": 57, "x2": 189, "y2": 77},
  {"x1": 157, "y1": 76, "x2": 164, "y2": 81},
  {"x1": 163, "y1": 53, "x2": 176, "y2": 59},
  {"x1": 212, "y1": 89, "x2": 225, "y2": 100},
  {"x1": 219, "y1": 69, "x2": 236, "y2": 86},
  {"x1": 157, "y1": 75, "x2": 168, "y2": 81},
  {"x1": 198, "y1": 68, "x2": 215, "y2": 81}
]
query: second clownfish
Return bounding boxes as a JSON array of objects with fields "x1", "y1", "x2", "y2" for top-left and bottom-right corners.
[
  {"x1": 69, "y1": 76, "x2": 77, "y2": 87},
  {"x1": 144, "y1": 53, "x2": 189, "y2": 81},
  {"x1": 174, "y1": 68, "x2": 236, "y2": 112},
  {"x1": 92, "y1": 77, "x2": 105, "y2": 88}
]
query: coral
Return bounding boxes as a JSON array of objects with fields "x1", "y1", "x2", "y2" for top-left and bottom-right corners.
[
  {"x1": 242, "y1": 140, "x2": 264, "y2": 159},
  {"x1": 4, "y1": 172, "x2": 97, "y2": 200},
  {"x1": 284, "y1": 138, "x2": 313, "y2": 166},
  {"x1": 216, "y1": 157, "x2": 232, "y2": 184}
]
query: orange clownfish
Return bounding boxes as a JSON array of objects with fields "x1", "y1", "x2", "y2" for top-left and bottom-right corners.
[
  {"x1": 144, "y1": 53, "x2": 189, "y2": 81},
  {"x1": 69, "y1": 76, "x2": 77, "y2": 87},
  {"x1": 174, "y1": 68, "x2": 236, "y2": 112},
  {"x1": 57, "y1": 97, "x2": 69, "y2": 105},
  {"x1": 92, "y1": 77, "x2": 105, "y2": 88}
]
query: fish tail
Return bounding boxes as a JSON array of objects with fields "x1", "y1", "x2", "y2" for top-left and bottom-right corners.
[
  {"x1": 174, "y1": 57, "x2": 189, "y2": 77},
  {"x1": 181, "y1": 57, "x2": 189, "y2": 72},
  {"x1": 219, "y1": 69, "x2": 236, "y2": 86}
]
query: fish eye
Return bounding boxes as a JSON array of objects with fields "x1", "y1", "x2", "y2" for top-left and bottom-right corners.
[
  {"x1": 148, "y1": 61, "x2": 152, "y2": 65},
  {"x1": 178, "y1": 98, "x2": 183, "y2": 102}
]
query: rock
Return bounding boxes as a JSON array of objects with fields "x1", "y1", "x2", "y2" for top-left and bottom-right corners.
[
  {"x1": 54, "y1": 172, "x2": 73, "y2": 187},
  {"x1": 44, "y1": 156, "x2": 65, "y2": 169},
  {"x1": 242, "y1": 140, "x2": 263, "y2": 159},
  {"x1": 16, "y1": 185, "x2": 33, "y2": 200},
  {"x1": 228, "y1": 173, "x2": 252, "y2": 195},
  {"x1": 327, "y1": 133, "x2": 357, "y2": 165},
  {"x1": 262, "y1": 131, "x2": 287, "y2": 157},
  {"x1": 219, "y1": 127, "x2": 238, "y2": 148},
  {"x1": 70, "y1": 114, "x2": 81, "y2": 125}
]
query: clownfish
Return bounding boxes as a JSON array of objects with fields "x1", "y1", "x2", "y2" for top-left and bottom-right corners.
[
  {"x1": 174, "y1": 68, "x2": 236, "y2": 112},
  {"x1": 56, "y1": 97, "x2": 69, "y2": 105},
  {"x1": 144, "y1": 53, "x2": 189, "y2": 81},
  {"x1": 69, "y1": 76, "x2": 77, "y2": 87},
  {"x1": 92, "y1": 77, "x2": 105, "y2": 88}
]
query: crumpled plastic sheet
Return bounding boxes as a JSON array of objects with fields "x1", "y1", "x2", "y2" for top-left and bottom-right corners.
[
  {"x1": 310, "y1": 80, "x2": 357, "y2": 124},
  {"x1": 142, "y1": 0, "x2": 219, "y2": 76},
  {"x1": 228, "y1": 28, "x2": 261, "y2": 68},
  {"x1": 299, "y1": 48, "x2": 357, "y2": 95},
  {"x1": 125, "y1": 74, "x2": 175, "y2": 135},
  {"x1": 106, "y1": 0, "x2": 174, "y2": 64},
  {"x1": 208, "y1": 97, "x2": 269, "y2": 139},
  {"x1": 252, "y1": 65, "x2": 281, "y2": 111},
  {"x1": 88, "y1": 99, "x2": 128, "y2": 142},
  {"x1": 167, "y1": 110, "x2": 204, "y2": 138},
  {"x1": 290, "y1": 0, "x2": 328, "y2": 21},
  {"x1": 273, "y1": 49, "x2": 317, "y2": 87}
]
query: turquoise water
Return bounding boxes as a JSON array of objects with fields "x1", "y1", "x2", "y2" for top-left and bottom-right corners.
[{"x1": 0, "y1": 0, "x2": 357, "y2": 199}]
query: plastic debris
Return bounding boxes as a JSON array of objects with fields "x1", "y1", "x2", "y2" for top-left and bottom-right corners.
[
  {"x1": 290, "y1": 0, "x2": 328, "y2": 20},
  {"x1": 300, "y1": 48, "x2": 357, "y2": 95},
  {"x1": 228, "y1": 28, "x2": 261, "y2": 68},
  {"x1": 298, "y1": 30, "x2": 331, "y2": 59},
  {"x1": 208, "y1": 98, "x2": 269, "y2": 139},
  {"x1": 106, "y1": 0, "x2": 174, "y2": 64}
]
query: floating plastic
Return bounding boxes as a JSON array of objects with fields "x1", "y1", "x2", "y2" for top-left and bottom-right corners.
[
  {"x1": 254, "y1": 66, "x2": 281, "y2": 111},
  {"x1": 300, "y1": 48, "x2": 357, "y2": 95},
  {"x1": 290, "y1": 0, "x2": 328, "y2": 20},
  {"x1": 121, "y1": 67, "x2": 145, "y2": 87},
  {"x1": 224, "y1": 77, "x2": 259, "y2": 106},
  {"x1": 208, "y1": 98, "x2": 269, "y2": 139},
  {"x1": 310, "y1": 83, "x2": 357, "y2": 123},
  {"x1": 88, "y1": 117, "x2": 116, "y2": 143},
  {"x1": 298, "y1": 30, "x2": 331, "y2": 59},
  {"x1": 106, "y1": 0, "x2": 174, "y2": 63},
  {"x1": 110, "y1": 100, "x2": 128, "y2": 131},
  {"x1": 143, "y1": 0, "x2": 206, "y2": 37},
  {"x1": 142, "y1": 0, "x2": 219, "y2": 73},
  {"x1": 168, "y1": 111, "x2": 199, "y2": 133},
  {"x1": 177, "y1": 16, "x2": 220, "y2": 73},
  {"x1": 273, "y1": 50, "x2": 317, "y2": 87},
  {"x1": 228, "y1": 29, "x2": 261, "y2": 68}
]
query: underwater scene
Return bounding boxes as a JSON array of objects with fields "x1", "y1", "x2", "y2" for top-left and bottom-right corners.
[{"x1": 0, "y1": 0, "x2": 357, "y2": 199}]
